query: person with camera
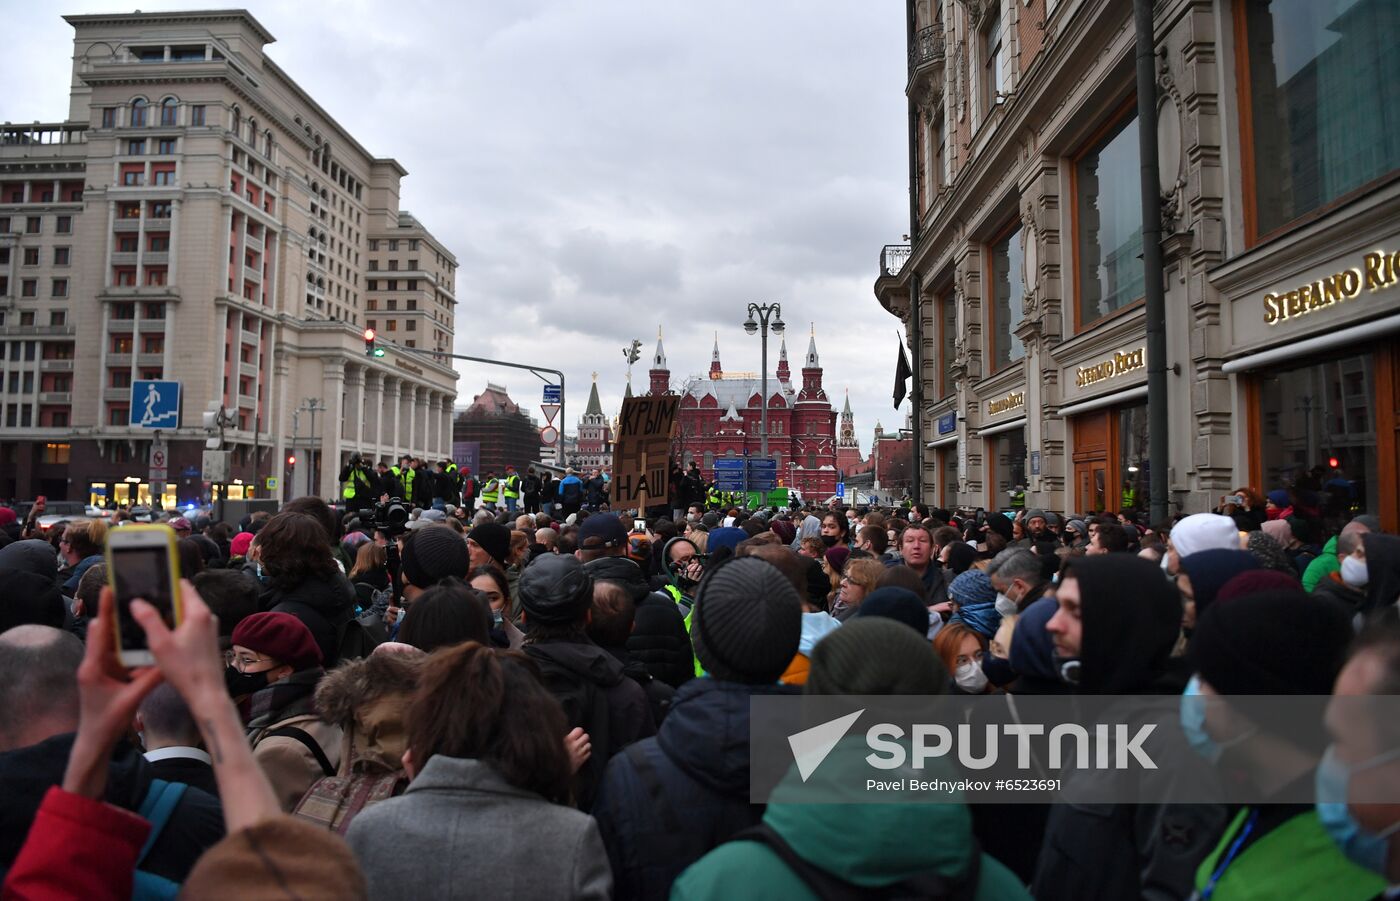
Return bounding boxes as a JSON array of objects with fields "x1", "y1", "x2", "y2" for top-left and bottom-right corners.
[{"x1": 338, "y1": 454, "x2": 379, "y2": 512}]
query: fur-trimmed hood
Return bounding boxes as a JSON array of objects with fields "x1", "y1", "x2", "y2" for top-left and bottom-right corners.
[{"x1": 316, "y1": 650, "x2": 425, "y2": 774}]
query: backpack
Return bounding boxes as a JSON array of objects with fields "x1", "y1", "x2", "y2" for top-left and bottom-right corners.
[
  {"x1": 726, "y1": 822, "x2": 981, "y2": 901},
  {"x1": 293, "y1": 770, "x2": 409, "y2": 835},
  {"x1": 525, "y1": 649, "x2": 611, "y2": 809},
  {"x1": 132, "y1": 778, "x2": 188, "y2": 900},
  {"x1": 562, "y1": 479, "x2": 584, "y2": 505}
]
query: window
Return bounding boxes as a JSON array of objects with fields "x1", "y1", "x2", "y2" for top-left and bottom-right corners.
[
  {"x1": 987, "y1": 222, "x2": 1025, "y2": 370},
  {"x1": 366, "y1": 319, "x2": 376, "y2": 331},
  {"x1": 1074, "y1": 108, "x2": 1144, "y2": 327},
  {"x1": 367, "y1": 279, "x2": 378, "y2": 291},
  {"x1": 109, "y1": 406, "x2": 129, "y2": 426},
  {"x1": 406, "y1": 279, "x2": 418, "y2": 291},
  {"x1": 49, "y1": 311, "x2": 66, "y2": 327},
  {"x1": 112, "y1": 303, "x2": 135, "y2": 320},
  {"x1": 407, "y1": 299, "x2": 417, "y2": 310},
  {"x1": 118, "y1": 236, "x2": 138, "y2": 253},
  {"x1": 111, "y1": 335, "x2": 133, "y2": 353},
  {"x1": 118, "y1": 202, "x2": 141, "y2": 219},
  {"x1": 0, "y1": 249, "x2": 7, "y2": 265},
  {"x1": 389, "y1": 240, "x2": 399, "y2": 251},
  {"x1": 130, "y1": 98, "x2": 147, "y2": 127},
  {"x1": 931, "y1": 114, "x2": 947, "y2": 191},
  {"x1": 109, "y1": 369, "x2": 132, "y2": 388},
  {"x1": 148, "y1": 202, "x2": 171, "y2": 218},
  {"x1": 387, "y1": 299, "x2": 397, "y2": 311},
  {"x1": 989, "y1": 428, "x2": 1027, "y2": 507},
  {"x1": 23, "y1": 248, "x2": 39, "y2": 266},
  {"x1": 386, "y1": 320, "x2": 397, "y2": 332},
  {"x1": 153, "y1": 169, "x2": 175, "y2": 186},
  {"x1": 144, "y1": 303, "x2": 165, "y2": 319},
  {"x1": 387, "y1": 280, "x2": 398, "y2": 291},
  {"x1": 149, "y1": 235, "x2": 170, "y2": 252},
  {"x1": 366, "y1": 299, "x2": 377, "y2": 311},
  {"x1": 981, "y1": 6, "x2": 1005, "y2": 115},
  {"x1": 26, "y1": 217, "x2": 40, "y2": 234},
  {"x1": 127, "y1": 139, "x2": 146, "y2": 156},
  {"x1": 388, "y1": 260, "x2": 398, "y2": 271},
  {"x1": 56, "y1": 216, "x2": 71, "y2": 234},
  {"x1": 368, "y1": 260, "x2": 378, "y2": 271},
  {"x1": 1241, "y1": 0, "x2": 1400, "y2": 241},
  {"x1": 940, "y1": 291, "x2": 957, "y2": 398},
  {"x1": 122, "y1": 169, "x2": 144, "y2": 186},
  {"x1": 160, "y1": 98, "x2": 178, "y2": 126},
  {"x1": 102, "y1": 107, "x2": 117, "y2": 128},
  {"x1": 53, "y1": 247, "x2": 70, "y2": 266},
  {"x1": 114, "y1": 269, "x2": 136, "y2": 287},
  {"x1": 406, "y1": 340, "x2": 416, "y2": 348},
  {"x1": 157, "y1": 138, "x2": 176, "y2": 154},
  {"x1": 410, "y1": 240, "x2": 419, "y2": 250},
  {"x1": 406, "y1": 320, "x2": 416, "y2": 331},
  {"x1": 190, "y1": 105, "x2": 205, "y2": 126},
  {"x1": 21, "y1": 280, "x2": 36, "y2": 297},
  {"x1": 142, "y1": 335, "x2": 164, "y2": 354},
  {"x1": 51, "y1": 279, "x2": 68, "y2": 298},
  {"x1": 408, "y1": 258, "x2": 418, "y2": 269},
  {"x1": 368, "y1": 239, "x2": 379, "y2": 251},
  {"x1": 19, "y1": 312, "x2": 34, "y2": 327}
]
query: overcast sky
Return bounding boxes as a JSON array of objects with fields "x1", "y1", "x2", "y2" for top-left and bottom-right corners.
[{"x1": 0, "y1": 0, "x2": 911, "y2": 454}]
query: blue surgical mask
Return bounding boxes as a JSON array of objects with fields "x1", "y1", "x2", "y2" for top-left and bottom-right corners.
[
  {"x1": 1180, "y1": 675, "x2": 1217, "y2": 761},
  {"x1": 1316, "y1": 744, "x2": 1400, "y2": 875}
]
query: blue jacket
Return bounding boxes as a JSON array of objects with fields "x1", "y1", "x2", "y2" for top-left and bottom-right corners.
[
  {"x1": 62, "y1": 554, "x2": 103, "y2": 594},
  {"x1": 557, "y1": 474, "x2": 584, "y2": 501},
  {"x1": 592, "y1": 678, "x2": 798, "y2": 901}
]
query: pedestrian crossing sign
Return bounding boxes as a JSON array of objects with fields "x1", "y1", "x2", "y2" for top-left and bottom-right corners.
[{"x1": 130, "y1": 380, "x2": 181, "y2": 429}]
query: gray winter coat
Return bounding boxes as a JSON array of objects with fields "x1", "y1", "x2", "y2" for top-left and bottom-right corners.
[{"x1": 345, "y1": 755, "x2": 612, "y2": 900}]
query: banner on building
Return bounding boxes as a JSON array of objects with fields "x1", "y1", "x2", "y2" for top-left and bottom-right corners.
[
  {"x1": 612, "y1": 395, "x2": 680, "y2": 508},
  {"x1": 452, "y1": 441, "x2": 481, "y2": 475}
]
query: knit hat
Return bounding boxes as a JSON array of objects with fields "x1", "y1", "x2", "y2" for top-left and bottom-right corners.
[
  {"x1": 1266, "y1": 489, "x2": 1291, "y2": 507},
  {"x1": 231, "y1": 612, "x2": 322, "y2": 670},
  {"x1": 944, "y1": 542, "x2": 977, "y2": 575},
  {"x1": 401, "y1": 526, "x2": 471, "y2": 589},
  {"x1": 168, "y1": 517, "x2": 191, "y2": 532},
  {"x1": 1066, "y1": 519, "x2": 1087, "y2": 537},
  {"x1": 805, "y1": 557, "x2": 831, "y2": 606},
  {"x1": 1216, "y1": 569, "x2": 1302, "y2": 603},
  {"x1": 1044, "y1": 512, "x2": 1061, "y2": 528},
  {"x1": 806, "y1": 618, "x2": 947, "y2": 696},
  {"x1": 577, "y1": 514, "x2": 627, "y2": 551},
  {"x1": 1025, "y1": 509, "x2": 1047, "y2": 524},
  {"x1": 466, "y1": 522, "x2": 511, "y2": 567},
  {"x1": 1179, "y1": 549, "x2": 1263, "y2": 618},
  {"x1": 1261, "y1": 519, "x2": 1293, "y2": 545},
  {"x1": 701, "y1": 511, "x2": 721, "y2": 529},
  {"x1": 1244, "y1": 531, "x2": 1294, "y2": 574},
  {"x1": 706, "y1": 527, "x2": 747, "y2": 557},
  {"x1": 984, "y1": 512, "x2": 1013, "y2": 542},
  {"x1": 0, "y1": 569, "x2": 65, "y2": 632},
  {"x1": 0, "y1": 507, "x2": 16, "y2": 527},
  {"x1": 1169, "y1": 513, "x2": 1240, "y2": 558},
  {"x1": 690, "y1": 558, "x2": 802, "y2": 684},
  {"x1": 230, "y1": 532, "x2": 254, "y2": 557},
  {"x1": 948, "y1": 569, "x2": 996, "y2": 606},
  {"x1": 770, "y1": 519, "x2": 796, "y2": 545},
  {"x1": 182, "y1": 817, "x2": 367, "y2": 899},
  {"x1": 824, "y1": 545, "x2": 851, "y2": 575},
  {"x1": 1191, "y1": 590, "x2": 1351, "y2": 697},
  {"x1": 518, "y1": 554, "x2": 594, "y2": 625},
  {"x1": 855, "y1": 587, "x2": 929, "y2": 636}
]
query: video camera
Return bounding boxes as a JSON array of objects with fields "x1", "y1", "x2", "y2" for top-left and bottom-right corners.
[{"x1": 364, "y1": 497, "x2": 410, "y2": 539}]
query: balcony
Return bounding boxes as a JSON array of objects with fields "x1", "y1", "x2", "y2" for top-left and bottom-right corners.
[
  {"x1": 40, "y1": 358, "x2": 73, "y2": 372},
  {"x1": 113, "y1": 219, "x2": 141, "y2": 232},
  {"x1": 107, "y1": 317, "x2": 135, "y2": 332},
  {"x1": 880, "y1": 244, "x2": 911, "y2": 278},
  {"x1": 244, "y1": 264, "x2": 262, "y2": 283},
  {"x1": 111, "y1": 251, "x2": 138, "y2": 265},
  {"x1": 239, "y1": 361, "x2": 259, "y2": 378},
  {"x1": 240, "y1": 329, "x2": 260, "y2": 346},
  {"x1": 104, "y1": 388, "x2": 130, "y2": 403},
  {"x1": 237, "y1": 393, "x2": 257, "y2": 409},
  {"x1": 38, "y1": 392, "x2": 71, "y2": 405},
  {"x1": 2, "y1": 324, "x2": 76, "y2": 337},
  {"x1": 107, "y1": 353, "x2": 133, "y2": 367},
  {"x1": 907, "y1": 22, "x2": 947, "y2": 93},
  {"x1": 144, "y1": 251, "x2": 169, "y2": 266},
  {"x1": 136, "y1": 352, "x2": 164, "y2": 366}
]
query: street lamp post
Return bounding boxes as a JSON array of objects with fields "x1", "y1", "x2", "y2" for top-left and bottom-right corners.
[
  {"x1": 743, "y1": 303, "x2": 785, "y2": 460},
  {"x1": 302, "y1": 397, "x2": 326, "y2": 498}
]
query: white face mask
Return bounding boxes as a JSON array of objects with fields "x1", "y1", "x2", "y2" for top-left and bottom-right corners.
[
  {"x1": 1341, "y1": 555, "x2": 1369, "y2": 588},
  {"x1": 995, "y1": 592, "x2": 1018, "y2": 618},
  {"x1": 955, "y1": 661, "x2": 989, "y2": 693}
]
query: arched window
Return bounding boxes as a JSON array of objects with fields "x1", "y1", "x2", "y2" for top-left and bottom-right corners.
[
  {"x1": 130, "y1": 98, "x2": 147, "y2": 127},
  {"x1": 230, "y1": 105, "x2": 241, "y2": 135},
  {"x1": 263, "y1": 129, "x2": 273, "y2": 157},
  {"x1": 247, "y1": 117, "x2": 257, "y2": 144},
  {"x1": 160, "y1": 97, "x2": 178, "y2": 126}
]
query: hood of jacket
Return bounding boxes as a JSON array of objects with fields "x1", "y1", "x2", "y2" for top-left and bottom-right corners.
[
  {"x1": 799, "y1": 611, "x2": 841, "y2": 654},
  {"x1": 1073, "y1": 555, "x2": 1182, "y2": 694},
  {"x1": 656, "y1": 678, "x2": 797, "y2": 797},
  {"x1": 0, "y1": 733, "x2": 154, "y2": 867},
  {"x1": 582, "y1": 555, "x2": 650, "y2": 602},
  {"x1": 1364, "y1": 533, "x2": 1400, "y2": 611},
  {"x1": 260, "y1": 572, "x2": 355, "y2": 618},
  {"x1": 763, "y1": 737, "x2": 978, "y2": 886},
  {"x1": 1008, "y1": 596, "x2": 1062, "y2": 686},
  {"x1": 525, "y1": 638, "x2": 626, "y2": 688},
  {"x1": 0, "y1": 539, "x2": 58, "y2": 583},
  {"x1": 316, "y1": 651, "x2": 424, "y2": 772}
]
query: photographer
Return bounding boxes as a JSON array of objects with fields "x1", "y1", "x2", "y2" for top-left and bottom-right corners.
[{"x1": 338, "y1": 454, "x2": 379, "y2": 511}]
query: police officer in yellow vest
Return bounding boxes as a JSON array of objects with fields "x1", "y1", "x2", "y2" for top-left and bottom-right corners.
[
  {"x1": 338, "y1": 453, "x2": 377, "y2": 510},
  {"x1": 501, "y1": 465, "x2": 521, "y2": 514},
  {"x1": 706, "y1": 485, "x2": 720, "y2": 509},
  {"x1": 480, "y1": 471, "x2": 500, "y2": 509},
  {"x1": 1009, "y1": 484, "x2": 1026, "y2": 510},
  {"x1": 1121, "y1": 481, "x2": 1139, "y2": 512},
  {"x1": 389, "y1": 454, "x2": 415, "y2": 503}
]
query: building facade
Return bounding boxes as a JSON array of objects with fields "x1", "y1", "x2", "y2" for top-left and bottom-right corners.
[
  {"x1": 874, "y1": 0, "x2": 1399, "y2": 531},
  {"x1": 452, "y1": 383, "x2": 539, "y2": 477},
  {"x1": 573, "y1": 376, "x2": 613, "y2": 471},
  {"x1": 0, "y1": 10, "x2": 458, "y2": 507},
  {"x1": 647, "y1": 332, "x2": 844, "y2": 497}
]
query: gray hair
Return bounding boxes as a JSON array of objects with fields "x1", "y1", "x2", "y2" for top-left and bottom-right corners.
[
  {"x1": 986, "y1": 548, "x2": 1043, "y2": 586},
  {"x1": 0, "y1": 625, "x2": 83, "y2": 750},
  {"x1": 1338, "y1": 528, "x2": 1367, "y2": 557},
  {"x1": 138, "y1": 682, "x2": 201, "y2": 747}
]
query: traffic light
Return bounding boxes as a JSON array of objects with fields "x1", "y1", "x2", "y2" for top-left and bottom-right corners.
[
  {"x1": 1328, "y1": 455, "x2": 1340, "y2": 469},
  {"x1": 287, "y1": 454, "x2": 296, "y2": 467},
  {"x1": 363, "y1": 328, "x2": 384, "y2": 358},
  {"x1": 624, "y1": 339, "x2": 642, "y2": 365}
]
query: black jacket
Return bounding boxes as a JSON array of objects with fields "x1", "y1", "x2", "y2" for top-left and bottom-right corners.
[
  {"x1": 1364, "y1": 533, "x2": 1400, "y2": 612},
  {"x1": 0, "y1": 734, "x2": 224, "y2": 883},
  {"x1": 584, "y1": 556, "x2": 694, "y2": 688},
  {"x1": 593, "y1": 679, "x2": 798, "y2": 901},
  {"x1": 148, "y1": 753, "x2": 220, "y2": 798},
  {"x1": 260, "y1": 573, "x2": 357, "y2": 667},
  {"x1": 337, "y1": 463, "x2": 379, "y2": 509}
]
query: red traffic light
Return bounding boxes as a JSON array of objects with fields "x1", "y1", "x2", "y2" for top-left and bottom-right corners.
[
  {"x1": 1328, "y1": 455, "x2": 1340, "y2": 469},
  {"x1": 287, "y1": 455, "x2": 296, "y2": 466},
  {"x1": 363, "y1": 328, "x2": 375, "y2": 342}
]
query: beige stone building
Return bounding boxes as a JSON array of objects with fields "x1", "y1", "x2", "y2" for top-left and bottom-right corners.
[
  {"x1": 875, "y1": 0, "x2": 1400, "y2": 531},
  {"x1": 0, "y1": 9, "x2": 459, "y2": 507}
]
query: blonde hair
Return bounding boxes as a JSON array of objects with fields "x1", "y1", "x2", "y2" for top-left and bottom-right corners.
[
  {"x1": 65, "y1": 519, "x2": 109, "y2": 558},
  {"x1": 689, "y1": 531, "x2": 709, "y2": 554}
]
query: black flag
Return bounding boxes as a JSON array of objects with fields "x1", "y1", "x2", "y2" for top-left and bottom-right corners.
[{"x1": 893, "y1": 337, "x2": 912, "y2": 409}]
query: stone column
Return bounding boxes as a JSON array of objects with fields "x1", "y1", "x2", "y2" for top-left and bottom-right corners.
[
  {"x1": 442, "y1": 395, "x2": 455, "y2": 460},
  {"x1": 405, "y1": 384, "x2": 418, "y2": 456},
  {"x1": 343, "y1": 364, "x2": 364, "y2": 456},
  {"x1": 319, "y1": 357, "x2": 345, "y2": 499},
  {"x1": 387, "y1": 378, "x2": 402, "y2": 458},
  {"x1": 364, "y1": 370, "x2": 383, "y2": 460}
]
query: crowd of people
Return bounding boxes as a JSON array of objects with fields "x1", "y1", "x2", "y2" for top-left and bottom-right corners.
[{"x1": 0, "y1": 475, "x2": 1398, "y2": 900}]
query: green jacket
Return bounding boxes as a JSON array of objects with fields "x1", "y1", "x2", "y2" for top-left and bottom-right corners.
[
  {"x1": 671, "y1": 740, "x2": 1030, "y2": 901},
  {"x1": 1193, "y1": 806, "x2": 1384, "y2": 901},
  {"x1": 1302, "y1": 535, "x2": 1339, "y2": 592}
]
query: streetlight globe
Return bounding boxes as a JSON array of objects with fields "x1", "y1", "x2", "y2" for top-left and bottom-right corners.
[
  {"x1": 772, "y1": 317, "x2": 785, "y2": 334},
  {"x1": 744, "y1": 318, "x2": 758, "y2": 335}
]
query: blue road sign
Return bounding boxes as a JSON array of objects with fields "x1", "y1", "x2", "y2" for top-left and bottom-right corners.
[
  {"x1": 746, "y1": 457, "x2": 778, "y2": 491},
  {"x1": 713, "y1": 458, "x2": 747, "y2": 491},
  {"x1": 130, "y1": 380, "x2": 181, "y2": 429},
  {"x1": 836, "y1": 481, "x2": 846, "y2": 497},
  {"x1": 543, "y1": 384, "x2": 562, "y2": 403},
  {"x1": 937, "y1": 412, "x2": 956, "y2": 435}
]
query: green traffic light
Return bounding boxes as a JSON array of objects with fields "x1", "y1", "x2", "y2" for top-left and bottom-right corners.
[{"x1": 373, "y1": 348, "x2": 386, "y2": 357}]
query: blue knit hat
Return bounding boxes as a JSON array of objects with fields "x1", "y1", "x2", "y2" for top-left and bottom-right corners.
[{"x1": 948, "y1": 569, "x2": 996, "y2": 606}]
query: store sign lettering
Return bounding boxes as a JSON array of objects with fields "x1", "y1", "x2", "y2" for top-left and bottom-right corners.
[
  {"x1": 986, "y1": 391, "x2": 1025, "y2": 416},
  {"x1": 1262, "y1": 249, "x2": 1400, "y2": 326},
  {"x1": 1075, "y1": 346, "x2": 1145, "y2": 388}
]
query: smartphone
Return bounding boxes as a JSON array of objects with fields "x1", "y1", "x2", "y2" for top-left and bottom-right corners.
[
  {"x1": 1227, "y1": 494, "x2": 1245, "y2": 507},
  {"x1": 105, "y1": 524, "x2": 182, "y2": 667},
  {"x1": 634, "y1": 519, "x2": 647, "y2": 533}
]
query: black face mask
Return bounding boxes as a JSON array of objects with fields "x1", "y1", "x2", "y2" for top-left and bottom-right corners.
[
  {"x1": 821, "y1": 535, "x2": 838, "y2": 548},
  {"x1": 225, "y1": 666, "x2": 270, "y2": 698}
]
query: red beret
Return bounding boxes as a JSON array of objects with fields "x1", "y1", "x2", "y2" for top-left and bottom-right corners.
[{"x1": 231, "y1": 612, "x2": 322, "y2": 670}]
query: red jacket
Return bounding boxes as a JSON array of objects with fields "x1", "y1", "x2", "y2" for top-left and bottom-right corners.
[{"x1": 2, "y1": 786, "x2": 149, "y2": 901}]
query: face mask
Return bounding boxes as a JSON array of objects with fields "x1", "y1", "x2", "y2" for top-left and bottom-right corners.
[
  {"x1": 491, "y1": 609, "x2": 504, "y2": 627},
  {"x1": 995, "y1": 592, "x2": 1019, "y2": 619},
  {"x1": 1316, "y1": 744, "x2": 1400, "y2": 874},
  {"x1": 224, "y1": 666, "x2": 270, "y2": 698},
  {"x1": 954, "y1": 661, "x2": 989, "y2": 693},
  {"x1": 821, "y1": 535, "x2": 838, "y2": 548},
  {"x1": 1179, "y1": 675, "x2": 1256, "y2": 763},
  {"x1": 1341, "y1": 556, "x2": 1369, "y2": 588}
]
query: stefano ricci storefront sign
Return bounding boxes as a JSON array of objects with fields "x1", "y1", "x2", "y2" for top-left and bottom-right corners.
[
  {"x1": 1263, "y1": 248, "x2": 1400, "y2": 326},
  {"x1": 986, "y1": 391, "x2": 1025, "y2": 417},
  {"x1": 1075, "y1": 346, "x2": 1146, "y2": 389}
]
